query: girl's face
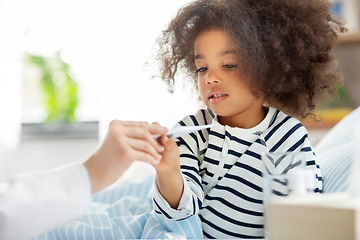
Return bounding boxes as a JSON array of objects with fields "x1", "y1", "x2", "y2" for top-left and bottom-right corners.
[{"x1": 194, "y1": 29, "x2": 265, "y2": 128}]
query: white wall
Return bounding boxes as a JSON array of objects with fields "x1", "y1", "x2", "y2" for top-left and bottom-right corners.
[{"x1": 96, "y1": 0, "x2": 201, "y2": 138}]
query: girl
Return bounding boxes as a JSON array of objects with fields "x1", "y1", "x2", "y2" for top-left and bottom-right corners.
[{"x1": 152, "y1": 0, "x2": 345, "y2": 239}]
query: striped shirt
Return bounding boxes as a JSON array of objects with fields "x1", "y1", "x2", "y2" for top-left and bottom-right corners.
[{"x1": 153, "y1": 107, "x2": 322, "y2": 239}]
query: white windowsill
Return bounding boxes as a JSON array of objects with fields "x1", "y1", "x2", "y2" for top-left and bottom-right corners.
[{"x1": 21, "y1": 121, "x2": 99, "y2": 139}]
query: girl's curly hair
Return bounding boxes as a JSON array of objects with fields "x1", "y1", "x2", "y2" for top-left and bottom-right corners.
[{"x1": 156, "y1": 0, "x2": 346, "y2": 119}]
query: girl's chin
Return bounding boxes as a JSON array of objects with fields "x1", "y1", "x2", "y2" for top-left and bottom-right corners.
[
  {"x1": 206, "y1": 105, "x2": 232, "y2": 119},
  {"x1": 209, "y1": 109, "x2": 229, "y2": 118}
]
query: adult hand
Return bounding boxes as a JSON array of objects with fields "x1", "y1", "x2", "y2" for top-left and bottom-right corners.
[{"x1": 84, "y1": 120, "x2": 167, "y2": 193}]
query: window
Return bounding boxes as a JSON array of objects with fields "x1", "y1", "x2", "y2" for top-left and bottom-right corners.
[{"x1": 0, "y1": 0, "x2": 200, "y2": 143}]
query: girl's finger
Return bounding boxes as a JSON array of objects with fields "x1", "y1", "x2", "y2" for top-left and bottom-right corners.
[{"x1": 160, "y1": 135, "x2": 169, "y2": 146}]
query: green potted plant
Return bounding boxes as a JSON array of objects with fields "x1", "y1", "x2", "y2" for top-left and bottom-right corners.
[{"x1": 24, "y1": 51, "x2": 78, "y2": 124}]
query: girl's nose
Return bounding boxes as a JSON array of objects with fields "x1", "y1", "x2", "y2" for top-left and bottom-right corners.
[{"x1": 206, "y1": 72, "x2": 220, "y2": 85}]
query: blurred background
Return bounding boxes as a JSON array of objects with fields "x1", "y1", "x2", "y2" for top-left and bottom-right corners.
[{"x1": 0, "y1": 0, "x2": 359, "y2": 182}]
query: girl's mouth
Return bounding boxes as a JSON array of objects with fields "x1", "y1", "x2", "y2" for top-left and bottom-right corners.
[{"x1": 209, "y1": 94, "x2": 228, "y2": 103}]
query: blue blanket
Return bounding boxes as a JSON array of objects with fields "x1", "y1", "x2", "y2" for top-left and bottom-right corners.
[{"x1": 34, "y1": 176, "x2": 203, "y2": 239}]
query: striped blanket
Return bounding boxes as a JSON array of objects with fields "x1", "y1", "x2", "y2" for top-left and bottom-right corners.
[{"x1": 34, "y1": 176, "x2": 203, "y2": 240}]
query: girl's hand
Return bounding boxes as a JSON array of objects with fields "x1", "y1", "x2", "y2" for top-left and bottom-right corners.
[
  {"x1": 152, "y1": 135, "x2": 180, "y2": 173},
  {"x1": 84, "y1": 120, "x2": 167, "y2": 193}
]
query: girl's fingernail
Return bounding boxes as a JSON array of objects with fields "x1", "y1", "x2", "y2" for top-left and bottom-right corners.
[
  {"x1": 159, "y1": 146, "x2": 165, "y2": 152},
  {"x1": 157, "y1": 154, "x2": 162, "y2": 160}
]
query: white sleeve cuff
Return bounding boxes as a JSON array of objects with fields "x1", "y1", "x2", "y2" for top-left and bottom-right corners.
[{"x1": 153, "y1": 174, "x2": 194, "y2": 220}]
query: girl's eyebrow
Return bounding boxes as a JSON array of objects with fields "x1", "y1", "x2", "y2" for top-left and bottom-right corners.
[
  {"x1": 194, "y1": 54, "x2": 204, "y2": 60},
  {"x1": 218, "y1": 50, "x2": 237, "y2": 57},
  {"x1": 194, "y1": 50, "x2": 237, "y2": 60}
]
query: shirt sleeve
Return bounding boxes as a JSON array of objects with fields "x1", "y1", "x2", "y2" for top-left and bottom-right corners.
[
  {"x1": 272, "y1": 121, "x2": 323, "y2": 194},
  {"x1": 153, "y1": 142, "x2": 204, "y2": 221},
  {"x1": 289, "y1": 123, "x2": 323, "y2": 194},
  {"x1": 0, "y1": 162, "x2": 92, "y2": 240},
  {"x1": 301, "y1": 136, "x2": 323, "y2": 194},
  {"x1": 266, "y1": 114, "x2": 323, "y2": 194},
  {"x1": 153, "y1": 112, "x2": 208, "y2": 221},
  {"x1": 153, "y1": 174, "x2": 195, "y2": 220}
]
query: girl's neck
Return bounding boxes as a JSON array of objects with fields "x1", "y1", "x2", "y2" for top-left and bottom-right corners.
[{"x1": 218, "y1": 106, "x2": 268, "y2": 129}]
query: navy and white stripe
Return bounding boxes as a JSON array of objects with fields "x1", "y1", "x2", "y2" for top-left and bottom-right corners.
[{"x1": 153, "y1": 107, "x2": 322, "y2": 239}]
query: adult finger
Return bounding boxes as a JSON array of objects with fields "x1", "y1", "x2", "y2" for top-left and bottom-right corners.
[
  {"x1": 149, "y1": 122, "x2": 168, "y2": 135},
  {"x1": 130, "y1": 150, "x2": 161, "y2": 166},
  {"x1": 127, "y1": 138, "x2": 162, "y2": 161},
  {"x1": 109, "y1": 120, "x2": 150, "y2": 133},
  {"x1": 110, "y1": 120, "x2": 166, "y2": 152},
  {"x1": 108, "y1": 119, "x2": 143, "y2": 128},
  {"x1": 124, "y1": 126, "x2": 165, "y2": 153},
  {"x1": 119, "y1": 120, "x2": 167, "y2": 135}
]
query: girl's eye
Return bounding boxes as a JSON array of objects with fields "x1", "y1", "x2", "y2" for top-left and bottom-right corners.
[
  {"x1": 195, "y1": 67, "x2": 208, "y2": 73},
  {"x1": 224, "y1": 64, "x2": 238, "y2": 69}
]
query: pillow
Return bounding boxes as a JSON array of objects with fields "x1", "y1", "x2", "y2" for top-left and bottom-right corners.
[{"x1": 315, "y1": 106, "x2": 360, "y2": 193}]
